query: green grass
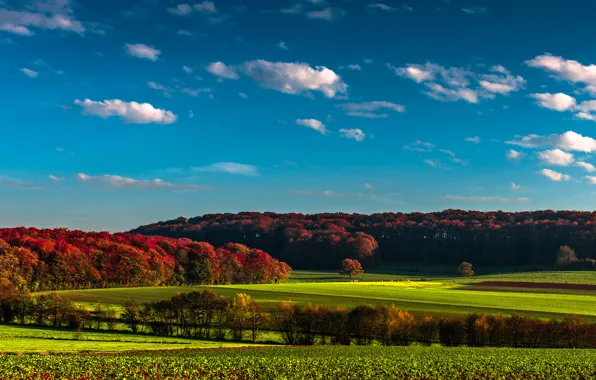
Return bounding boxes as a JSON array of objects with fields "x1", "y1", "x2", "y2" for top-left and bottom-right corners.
[
  {"x1": 1, "y1": 346, "x2": 595, "y2": 379},
  {"x1": 0, "y1": 324, "x2": 271, "y2": 353},
  {"x1": 52, "y1": 270, "x2": 596, "y2": 321}
]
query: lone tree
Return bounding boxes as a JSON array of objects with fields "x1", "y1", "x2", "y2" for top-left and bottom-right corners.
[
  {"x1": 556, "y1": 245, "x2": 577, "y2": 267},
  {"x1": 339, "y1": 258, "x2": 364, "y2": 278},
  {"x1": 457, "y1": 262, "x2": 475, "y2": 277}
]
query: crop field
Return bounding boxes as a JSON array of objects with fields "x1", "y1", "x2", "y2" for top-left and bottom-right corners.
[
  {"x1": 53, "y1": 271, "x2": 596, "y2": 321},
  {"x1": 0, "y1": 325, "x2": 270, "y2": 353},
  {"x1": 1, "y1": 346, "x2": 595, "y2": 379}
]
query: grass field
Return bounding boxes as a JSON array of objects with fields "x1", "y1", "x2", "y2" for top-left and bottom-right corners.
[
  {"x1": 0, "y1": 324, "x2": 270, "y2": 353},
  {"x1": 52, "y1": 270, "x2": 596, "y2": 321},
  {"x1": 1, "y1": 346, "x2": 595, "y2": 379}
]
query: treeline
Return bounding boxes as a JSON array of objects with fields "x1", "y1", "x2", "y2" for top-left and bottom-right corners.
[
  {"x1": 0, "y1": 228, "x2": 291, "y2": 291},
  {"x1": 3, "y1": 287, "x2": 593, "y2": 349},
  {"x1": 130, "y1": 211, "x2": 596, "y2": 269}
]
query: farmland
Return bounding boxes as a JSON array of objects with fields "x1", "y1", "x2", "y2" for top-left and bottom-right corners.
[
  {"x1": 53, "y1": 270, "x2": 596, "y2": 321},
  {"x1": 1, "y1": 346, "x2": 595, "y2": 379}
]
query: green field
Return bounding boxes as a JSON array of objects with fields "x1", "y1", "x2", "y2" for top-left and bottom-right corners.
[
  {"x1": 1, "y1": 346, "x2": 595, "y2": 379},
  {"x1": 52, "y1": 270, "x2": 596, "y2": 321},
  {"x1": 0, "y1": 324, "x2": 270, "y2": 353}
]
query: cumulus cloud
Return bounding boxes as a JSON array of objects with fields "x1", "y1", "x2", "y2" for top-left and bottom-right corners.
[
  {"x1": 306, "y1": 7, "x2": 343, "y2": 21},
  {"x1": 536, "y1": 149, "x2": 575, "y2": 166},
  {"x1": 296, "y1": 118, "x2": 328, "y2": 134},
  {"x1": 182, "y1": 65, "x2": 193, "y2": 73},
  {"x1": 530, "y1": 92, "x2": 576, "y2": 112},
  {"x1": 277, "y1": 40, "x2": 288, "y2": 50},
  {"x1": 585, "y1": 176, "x2": 596, "y2": 184},
  {"x1": 205, "y1": 61, "x2": 239, "y2": 79},
  {"x1": 424, "y1": 159, "x2": 439, "y2": 167},
  {"x1": 48, "y1": 175, "x2": 65, "y2": 182},
  {"x1": 461, "y1": 7, "x2": 487, "y2": 15},
  {"x1": 74, "y1": 99, "x2": 177, "y2": 124},
  {"x1": 0, "y1": 8, "x2": 85, "y2": 35},
  {"x1": 291, "y1": 190, "x2": 376, "y2": 198},
  {"x1": 538, "y1": 168, "x2": 571, "y2": 181},
  {"x1": 340, "y1": 128, "x2": 366, "y2": 142},
  {"x1": 167, "y1": 4, "x2": 193, "y2": 15},
  {"x1": 125, "y1": 43, "x2": 160, "y2": 61},
  {"x1": 367, "y1": 3, "x2": 397, "y2": 12},
  {"x1": 241, "y1": 60, "x2": 347, "y2": 98},
  {"x1": 20, "y1": 68, "x2": 38, "y2": 77},
  {"x1": 193, "y1": 162, "x2": 259, "y2": 176},
  {"x1": 77, "y1": 173, "x2": 205, "y2": 190},
  {"x1": 526, "y1": 54, "x2": 596, "y2": 95},
  {"x1": 404, "y1": 140, "x2": 435, "y2": 152},
  {"x1": 511, "y1": 183, "x2": 520, "y2": 190},
  {"x1": 440, "y1": 149, "x2": 467, "y2": 165},
  {"x1": 338, "y1": 101, "x2": 404, "y2": 118},
  {"x1": 444, "y1": 195, "x2": 528, "y2": 202},
  {"x1": 389, "y1": 62, "x2": 524, "y2": 103},
  {"x1": 506, "y1": 131, "x2": 596, "y2": 153},
  {"x1": 464, "y1": 136, "x2": 481, "y2": 144},
  {"x1": 576, "y1": 161, "x2": 596, "y2": 172},
  {"x1": 0, "y1": 23, "x2": 33, "y2": 35},
  {"x1": 194, "y1": 1, "x2": 217, "y2": 13},
  {"x1": 507, "y1": 149, "x2": 524, "y2": 160}
]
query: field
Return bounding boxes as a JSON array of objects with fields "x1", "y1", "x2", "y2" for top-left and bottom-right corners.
[
  {"x1": 0, "y1": 325, "x2": 269, "y2": 353},
  {"x1": 1, "y1": 346, "x2": 595, "y2": 379},
  {"x1": 53, "y1": 270, "x2": 596, "y2": 321}
]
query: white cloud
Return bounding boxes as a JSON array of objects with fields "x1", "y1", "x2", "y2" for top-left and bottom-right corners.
[
  {"x1": 74, "y1": 99, "x2": 177, "y2": 124},
  {"x1": 238, "y1": 92, "x2": 247, "y2": 98},
  {"x1": 306, "y1": 7, "x2": 343, "y2": 21},
  {"x1": 346, "y1": 64, "x2": 362, "y2": 71},
  {"x1": 0, "y1": 9, "x2": 84, "y2": 35},
  {"x1": 444, "y1": 195, "x2": 528, "y2": 202},
  {"x1": 585, "y1": 176, "x2": 596, "y2": 184},
  {"x1": 0, "y1": 175, "x2": 43, "y2": 189},
  {"x1": 0, "y1": 23, "x2": 33, "y2": 35},
  {"x1": 364, "y1": 58, "x2": 374, "y2": 64},
  {"x1": 405, "y1": 140, "x2": 435, "y2": 152},
  {"x1": 461, "y1": 7, "x2": 487, "y2": 15},
  {"x1": 125, "y1": 43, "x2": 160, "y2": 61},
  {"x1": 390, "y1": 62, "x2": 524, "y2": 103},
  {"x1": 511, "y1": 183, "x2": 520, "y2": 190},
  {"x1": 424, "y1": 159, "x2": 439, "y2": 167},
  {"x1": 340, "y1": 128, "x2": 366, "y2": 142},
  {"x1": 576, "y1": 161, "x2": 596, "y2": 173},
  {"x1": 182, "y1": 65, "x2": 193, "y2": 73},
  {"x1": 48, "y1": 175, "x2": 65, "y2": 182},
  {"x1": 538, "y1": 168, "x2": 571, "y2": 181},
  {"x1": 339, "y1": 101, "x2": 404, "y2": 118},
  {"x1": 530, "y1": 92, "x2": 576, "y2": 111},
  {"x1": 440, "y1": 149, "x2": 467, "y2": 165},
  {"x1": 77, "y1": 173, "x2": 205, "y2": 190},
  {"x1": 167, "y1": 4, "x2": 193, "y2": 15},
  {"x1": 20, "y1": 68, "x2": 38, "y2": 77},
  {"x1": 177, "y1": 29, "x2": 193, "y2": 36},
  {"x1": 292, "y1": 190, "x2": 376, "y2": 198},
  {"x1": 526, "y1": 54, "x2": 596, "y2": 95},
  {"x1": 277, "y1": 40, "x2": 288, "y2": 50},
  {"x1": 206, "y1": 61, "x2": 240, "y2": 79},
  {"x1": 193, "y1": 162, "x2": 258, "y2": 176},
  {"x1": 367, "y1": 3, "x2": 397, "y2": 12},
  {"x1": 506, "y1": 131, "x2": 596, "y2": 153},
  {"x1": 241, "y1": 60, "x2": 347, "y2": 98},
  {"x1": 296, "y1": 118, "x2": 328, "y2": 134},
  {"x1": 536, "y1": 149, "x2": 575, "y2": 166},
  {"x1": 464, "y1": 136, "x2": 480, "y2": 144},
  {"x1": 507, "y1": 149, "x2": 524, "y2": 160},
  {"x1": 364, "y1": 182, "x2": 374, "y2": 190},
  {"x1": 194, "y1": 1, "x2": 217, "y2": 13}
]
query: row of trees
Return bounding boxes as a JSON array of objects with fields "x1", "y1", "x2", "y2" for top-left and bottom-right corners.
[
  {"x1": 130, "y1": 211, "x2": 596, "y2": 269},
  {"x1": 0, "y1": 228, "x2": 291, "y2": 292},
  {"x1": 4, "y1": 286, "x2": 593, "y2": 349}
]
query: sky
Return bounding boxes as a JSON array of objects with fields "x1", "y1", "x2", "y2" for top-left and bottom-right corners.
[{"x1": 3, "y1": 0, "x2": 596, "y2": 231}]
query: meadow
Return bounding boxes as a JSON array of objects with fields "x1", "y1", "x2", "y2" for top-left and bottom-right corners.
[
  {"x1": 1, "y1": 346, "x2": 595, "y2": 379},
  {"x1": 53, "y1": 270, "x2": 596, "y2": 321}
]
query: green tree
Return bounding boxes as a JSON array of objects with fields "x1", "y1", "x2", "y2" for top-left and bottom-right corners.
[{"x1": 122, "y1": 299, "x2": 142, "y2": 333}]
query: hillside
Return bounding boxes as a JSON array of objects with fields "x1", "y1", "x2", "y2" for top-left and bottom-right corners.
[
  {"x1": 130, "y1": 210, "x2": 596, "y2": 269},
  {"x1": 0, "y1": 228, "x2": 290, "y2": 291}
]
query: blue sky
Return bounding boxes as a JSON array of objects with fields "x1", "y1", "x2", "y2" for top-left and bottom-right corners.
[{"x1": 3, "y1": 0, "x2": 596, "y2": 231}]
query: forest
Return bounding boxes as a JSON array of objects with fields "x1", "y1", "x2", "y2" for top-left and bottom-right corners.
[
  {"x1": 131, "y1": 210, "x2": 596, "y2": 269},
  {"x1": 0, "y1": 228, "x2": 291, "y2": 291}
]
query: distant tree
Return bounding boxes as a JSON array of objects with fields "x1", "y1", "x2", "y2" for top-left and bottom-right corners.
[
  {"x1": 556, "y1": 245, "x2": 577, "y2": 267},
  {"x1": 246, "y1": 299, "x2": 267, "y2": 343},
  {"x1": 457, "y1": 262, "x2": 475, "y2": 277},
  {"x1": 0, "y1": 278, "x2": 17, "y2": 323},
  {"x1": 228, "y1": 293, "x2": 252, "y2": 341},
  {"x1": 122, "y1": 299, "x2": 142, "y2": 333},
  {"x1": 339, "y1": 259, "x2": 363, "y2": 278}
]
